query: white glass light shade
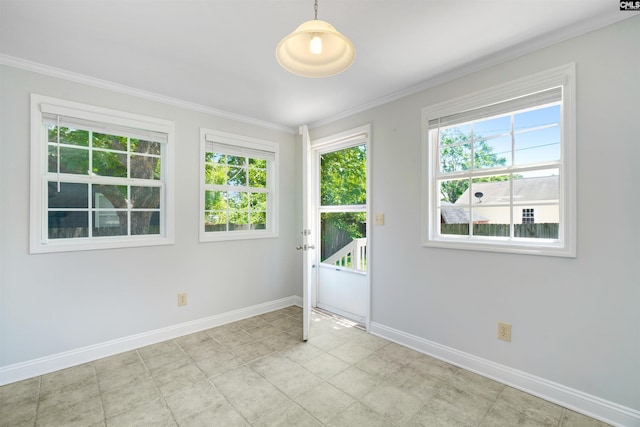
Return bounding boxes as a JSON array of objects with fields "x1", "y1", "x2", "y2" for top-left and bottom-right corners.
[{"x1": 276, "y1": 19, "x2": 355, "y2": 78}]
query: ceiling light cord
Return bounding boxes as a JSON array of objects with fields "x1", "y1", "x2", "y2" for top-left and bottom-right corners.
[{"x1": 314, "y1": 0, "x2": 318, "y2": 19}]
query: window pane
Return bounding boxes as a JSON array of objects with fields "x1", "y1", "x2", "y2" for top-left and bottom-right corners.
[
  {"x1": 205, "y1": 152, "x2": 224, "y2": 163},
  {"x1": 93, "y1": 185, "x2": 127, "y2": 208},
  {"x1": 131, "y1": 186, "x2": 160, "y2": 209},
  {"x1": 205, "y1": 190, "x2": 227, "y2": 210},
  {"x1": 440, "y1": 125, "x2": 471, "y2": 145},
  {"x1": 93, "y1": 151, "x2": 127, "y2": 177},
  {"x1": 227, "y1": 155, "x2": 246, "y2": 166},
  {"x1": 48, "y1": 182, "x2": 88, "y2": 208},
  {"x1": 473, "y1": 135, "x2": 511, "y2": 169},
  {"x1": 130, "y1": 154, "x2": 161, "y2": 180},
  {"x1": 204, "y1": 211, "x2": 227, "y2": 232},
  {"x1": 92, "y1": 212, "x2": 127, "y2": 237},
  {"x1": 131, "y1": 211, "x2": 160, "y2": 235},
  {"x1": 439, "y1": 143, "x2": 471, "y2": 174},
  {"x1": 438, "y1": 178, "x2": 469, "y2": 204},
  {"x1": 514, "y1": 126, "x2": 560, "y2": 165},
  {"x1": 470, "y1": 176, "x2": 511, "y2": 206},
  {"x1": 440, "y1": 206, "x2": 470, "y2": 235},
  {"x1": 320, "y1": 144, "x2": 366, "y2": 206},
  {"x1": 229, "y1": 211, "x2": 250, "y2": 230},
  {"x1": 131, "y1": 138, "x2": 161, "y2": 155},
  {"x1": 249, "y1": 167, "x2": 267, "y2": 188},
  {"x1": 227, "y1": 167, "x2": 246, "y2": 186},
  {"x1": 48, "y1": 126, "x2": 89, "y2": 147},
  {"x1": 514, "y1": 105, "x2": 560, "y2": 130},
  {"x1": 93, "y1": 132, "x2": 127, "y2": 151},
  {"x1": 205, "y1": 164, "x2": 227, "y2": 185},
  {"x1": 514, "y1": 206, "x2": 559, "y2": 238},
  {"x1": 48, "y1": 211, "x2": 88, "y2": 239},
  {"x1": 250, "y1": 192, "x2": 267, "y2": 210},
  {"x1": 472, "y1": 206, "x2": 511, "y2": 237},
  {"x1": 320, "y1": 212, "x2": 367, "y2": 271},
  {"x1": 473, "y1": 115, "x2": 510, "y2": 138},
  {"x1": 250, "y1": 212, "x2": 266, "y2": 229},
  {"x1": 227, "y1": 192, "x2": 248, "y2": 209},
  {"x1": 249, "y1": 158, "x2": 267, "y2": 168},
  {"x1": 48, "y1": 146, "x2": 89, "y2": 174}
]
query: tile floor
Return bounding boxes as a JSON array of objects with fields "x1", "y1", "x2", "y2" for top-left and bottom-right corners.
[{"x1": 0, "y1": 306, "x2": 610, "y2": 426}]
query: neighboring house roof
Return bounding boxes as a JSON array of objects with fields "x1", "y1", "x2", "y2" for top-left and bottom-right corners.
[
  {"x1": 455, "y1": 175, "x2": 559, "y2": 205},
  {"x1": 440, "y1": 201, "x2": 488, "y2": 224}
]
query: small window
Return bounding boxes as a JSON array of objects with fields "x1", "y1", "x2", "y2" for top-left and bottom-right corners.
[
  {"x1": 30, "y1": 95, "x2": 174, "y2": 253},
  {"x1": 522, "y1": 208, "x2": 535, "y2": 224},
  {"x1": 422, "y1": 64, "x2": 576, "y2": 257},
  {"x1": 200, "y1": 129, "x2": 279, "y2": 242}
]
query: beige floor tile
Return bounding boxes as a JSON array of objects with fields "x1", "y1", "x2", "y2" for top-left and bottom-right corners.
[
  {"x1": 174, "y1": 331, "x2": 214, "y2": 350},
  {"x1": 94, "y1": 350, "x2": 142, "y2": 374},
  {"x1": 328, "y1": 339, "x2": 378, "y2": 364},
  {"x1": 361, "y1": 383, "x2": 424, "y2": 425},
  {"x1": 252, "y1": 402, "x2": 322, "y2": 427},
  {"x1": 280, "y1": 341, "x2": 325, "y2": 363},
  {"x1": 384, "y1": 364, "x2": 441, "y2": 402},
  {"x1": 302, "y1": 352, "x2": 350, "y2": 379},
  {"x1": 295, "y1": 382, "x2": 355, "y2": 424},
  {"x1": 250, "y1": 352, "x2": 298, "y2": 377},
  {"x1": 560, "y1": 409, "x2": 612, "y2": 427},
  {"x1": 40, "y1": 363, "x2": 96, "y2": 393},
  {"x1": 37, "y1": 394, "x2": 103, "y2": 427},
  {"x1": 263, "y1": 363, "x2": 323, "y2": 398},
  {"x1": 481, "y1": 386, "x2": 564, "y2": 427},
  {"x1": 0, "y1": 376, "x2": 39, "y2": 406},
  {"x1": 231, "y1": 340, "x2": 275, "y2": 363},
  {"x1": 232, "y1": 316, "x2": 270, "y2": 331},
  {"x1": 262, "y1": 331, "x2": 302, "y2": 351},
  {"x1": 38, "y1": 375, "x2": 100, "y2": 413},
  {"x1": 214, "y1": 330, "x2": 255, "y2": 348},
  {"x1": 137, "y1": 340, "x2": 182, "y2": 361},
  {"x1": 354, "y1": 351, "x2": 404, "y2": 381},
  {"x1": 96, "y1": 361, "x2": 151, "y2": 393},
  {"x1": 328, "y1": 366, "x2": 382, "y2": 399},
  {"x1": 205, "y1": 323, "x2": 243, "y2": 339},
  {"x1": 178, "y1": 402, "x2": 249, "y2": 427},
  {"x1": 244, "y1": 323, "x2": 281, "y2": 340},
  {"x1": 163, "y1": 379, "x2": 225, "y2": 421},
  {"x1": 257, "y1": 309, "x2": 289, "y2": 322},
  {"x1": 101, "y1": 377, "x2": 160, "y2": 418},
  {"x1": 327, "y1": 401, "x2": 396, "y2": 427},
  {"x1": 211, "y1": 365, "x2": 265, "y2": 398},
  {"x1": 141, "y1": 347, "x2": 190, "y2": 372},
  {"x1": 225, "y1": 381, "x2": 290, "y2": 422},
  {"x1": 195, "y1": 350, "x2": 244, "y2": 378},
  {"x1": 106, "y1": 397, "x2": 173, "y2": 427},
  {"x1": 407, "y1": 353, "x2": 459, "y2": 382},
  {"x1": 180, "y1": 340, "x2": 225, "y2": 361},
  {"x1": 374, "y1": 342, "x2": 423, "y2": 365},
  {"x1": 152, "y1": 360, "x2": 206, "y2": 397},
  {"x1": 0, "y1": 398, "x2": 38, "y2": 427},
  {"x1": 307, "y1": 330, "x2": 351, "y2": 352}
]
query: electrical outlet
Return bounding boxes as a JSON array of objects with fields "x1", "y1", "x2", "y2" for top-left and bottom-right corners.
[
  {"x1": 498, "y1": 322, "x2": 511, "y2": 342},
  {"x1": 178, "y1": 293, "x2": 187, "y2": 306},
  {"x1": 374, "y1": 213, "x2": 385, "y2": 225}
]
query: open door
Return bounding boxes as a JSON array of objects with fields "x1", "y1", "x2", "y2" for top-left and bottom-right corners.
[{"x1": 300, "y1": 125, "x2": 314, "y2": 341}]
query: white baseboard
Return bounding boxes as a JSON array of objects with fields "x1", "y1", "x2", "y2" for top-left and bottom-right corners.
[
  {"x1": 0, "y1": 296, "x2": 299, "y2": 386},
  {"x1": 370, "y1": 322, "x2": 640, "y2": 427}
]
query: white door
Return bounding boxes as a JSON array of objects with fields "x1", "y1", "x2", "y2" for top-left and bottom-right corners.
[
  {"x1": 311, "y1": 125, "x2": 370, "y2": 326},
  {"x1": 300, "y1": 125, "x2": 314, "y2": 341}
]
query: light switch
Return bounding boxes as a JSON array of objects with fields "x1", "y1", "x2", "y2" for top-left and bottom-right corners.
[{"x1": 374, "y1": 213, "x2": 384, "y2": 225}]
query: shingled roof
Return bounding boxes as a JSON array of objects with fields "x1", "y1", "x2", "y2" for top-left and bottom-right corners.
[{"x1": 456, "y1": 175, "x2": 559, "y2": 205}]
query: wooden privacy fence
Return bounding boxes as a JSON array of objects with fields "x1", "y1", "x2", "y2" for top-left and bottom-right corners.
[{"x1": 441, "y1": 223, "x2": 559, "y2": 238}]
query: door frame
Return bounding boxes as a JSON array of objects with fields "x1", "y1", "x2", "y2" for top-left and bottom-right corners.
[{"x1": 308, "y1": 124, "x2": 371, "y2": 330}]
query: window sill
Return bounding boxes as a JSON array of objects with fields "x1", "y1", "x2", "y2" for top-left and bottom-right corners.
[{"x1": 423, "y1": 237, "x2": 575, "y2": 258}]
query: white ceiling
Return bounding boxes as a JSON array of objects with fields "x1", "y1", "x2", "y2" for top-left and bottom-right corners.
[{"x1": 0, "y1": 1, "x2": 635, "y2": 131}]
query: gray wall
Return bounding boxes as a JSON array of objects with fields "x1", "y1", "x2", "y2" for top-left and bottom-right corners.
[
  {"x1": 0, "y1": 66, "x2": 300, "y2": 366},
  {"x1": 310, "y1": 16, "x2": 639, "y2": 411}
]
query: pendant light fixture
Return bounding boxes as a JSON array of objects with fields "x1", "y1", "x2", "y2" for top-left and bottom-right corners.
[{"x1": 276, "y1": 0, "x2": 355, "y2": 78}]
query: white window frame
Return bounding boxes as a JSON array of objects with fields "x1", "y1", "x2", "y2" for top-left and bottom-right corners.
[
  {"x1": 199, "y1": 129, "x2": 279, "y2": 242},
  {"x1": 30, "y1": 94, "x2": 175, "y2": 254},
  {"x1": 422, "y1": 64, "x2": 576, "y2": 257}
]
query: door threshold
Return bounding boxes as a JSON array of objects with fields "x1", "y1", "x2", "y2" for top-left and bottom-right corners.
[{"x1": 312, "y1": 307, "x2": 366, "y2": 331}]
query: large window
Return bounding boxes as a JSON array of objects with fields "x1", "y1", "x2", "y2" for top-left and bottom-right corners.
[
  {"x1": 200, "y1": 129, "x2": 278, "y2": 241},
  {"x1": 30, "y1": 95, "x2": 174, "y2": 253},
  {"x1": 422, "y1": 64, "x2": 576, "y2": 257}
]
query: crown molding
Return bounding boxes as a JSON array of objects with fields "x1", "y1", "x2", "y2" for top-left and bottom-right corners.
[{"x1": 0, "y1": 54, "x2": 296, "y2": 134}]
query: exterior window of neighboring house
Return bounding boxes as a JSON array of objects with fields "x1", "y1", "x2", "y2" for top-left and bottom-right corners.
[
  {"x1": 30, "y1": 95, "x2": 175, "y2": 254},
  {"x1": 522, "y1": 208, "x2": 535, "y2": 224},
  {"x1": 422, "y1": 64, "x2": 576, "y2": 257},
  {"x1": 200, "y1": 129, "x2": 279, "y2": 242}
]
